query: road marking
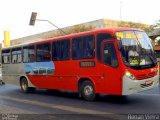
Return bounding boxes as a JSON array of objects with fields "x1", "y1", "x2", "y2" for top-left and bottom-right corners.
[
  {"x1": 0, "y1": 104, "x2": 36, "y2": 114},
  {"x1": 0, "y1": 95, "x2": 130, "y2": 120},
  {"x1": 0, "y1": 95, "x2": 112, "y2": 115}
]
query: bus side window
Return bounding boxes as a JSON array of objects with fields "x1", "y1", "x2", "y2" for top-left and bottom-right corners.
[
  {"x1": 72, "y1": 37, "x2": 83, "y2": 59},
  {"x1": 17, "y1": 48, "x2": 22, "y2": 63},
  {"x1": 103, "y1": 43, "x2": 118, "y2": 67},
  {"x1": 52, "y1": 41, "x2": 61, "y2": 60},
  {"x1": 96, "y1": 33, "x2": 113, "y2": 62},
  {"x1": 36, "y1": 43, "x2": 51, "y2": 62},
  {"x1": 61, "y1": 40, "x2": 70, "y2": 60},
  {"x1": 11, "y1": 47, "x2": 22, "y2": 63},
  {"x1": 52, "y1": 39, "x2": 70, "y2": 60},
  {"x1": 23, "y1": 46, "x2": 35, "y2": 63},
  {"x1": 2, "y1": 49, "x2": 10, "y2": 64},
  {"x1": 83, "y1": 35, "x2": 94, "y2": 58},
  {"x1": 72, "y1": 35, "x2": 94, "y2": 59}
]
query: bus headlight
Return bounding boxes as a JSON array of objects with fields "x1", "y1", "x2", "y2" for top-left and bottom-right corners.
[{"x1": 125, "y1": 70, "x2": 135, "y2": 80}]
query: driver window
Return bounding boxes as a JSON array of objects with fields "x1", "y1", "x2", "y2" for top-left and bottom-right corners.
[{"x1": 103, "y1": 43, "x2": 118, "y2": 67}]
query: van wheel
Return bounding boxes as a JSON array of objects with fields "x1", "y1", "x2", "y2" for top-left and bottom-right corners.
[
  {"x1": 20, "y1": 78, "x2": 35, "y2": 93},
  {"x1": 80, "y1": 81, "x2": 96, "y2": 101}
]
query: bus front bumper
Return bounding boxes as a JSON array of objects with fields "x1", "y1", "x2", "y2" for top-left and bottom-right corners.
[{"x1": 122, "y1": 75, "x2": 159, "y2": 95}]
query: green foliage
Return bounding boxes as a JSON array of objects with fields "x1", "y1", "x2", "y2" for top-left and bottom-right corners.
[
  {"x1": 118, "y1": 21, "x2": 153, "y2": 32},
  {"x1": 55, "y1": 25, "x2": 95, "y2": 37},
  {"x1": 42, "y1": 25, "x2": 95, "y2": 39}
]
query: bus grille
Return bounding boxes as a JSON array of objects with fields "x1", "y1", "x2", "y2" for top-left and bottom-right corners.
[{"x1": 137, "y1": 72, "x2": 156, "y2": 80}]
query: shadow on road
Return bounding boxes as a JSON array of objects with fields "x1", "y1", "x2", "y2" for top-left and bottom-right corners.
[
  {"x1": 0, "y1": 84, "x2": 147, "y2": 105},
  {"x1": 35, "y1": 89, "x2": 80, "y2": 100},
  {"x1": 33, "y1": 89, "x2": 140, "y2": 105},
  {"x1": 96, "y1": 95, "x2": 129, "y2": 104}
]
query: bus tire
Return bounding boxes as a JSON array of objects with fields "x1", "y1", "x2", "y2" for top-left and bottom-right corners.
[
  {"x1": 20, "y1": 78, "x2": 35, "y2": 93},
  {"x1": 80, "y1": 80, "x2": 96, "y2": 101}
]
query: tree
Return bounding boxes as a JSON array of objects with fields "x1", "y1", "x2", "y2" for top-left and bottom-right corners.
[
  {"x1": 55, "y1": 25, "x2": 95, "y2": 37},
  {"x1": 43, "y1": 25, "x2": 95, "y2": 39},
  {"x1": 118, "y1": 21, "x2": 153, "y2": 32}
]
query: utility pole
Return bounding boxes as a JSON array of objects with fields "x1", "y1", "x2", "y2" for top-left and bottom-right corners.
[{"x1": 120, "y1": 1, "x2": 123, "y2": 21}]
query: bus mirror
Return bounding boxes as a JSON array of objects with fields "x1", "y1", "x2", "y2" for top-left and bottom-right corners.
[{"x1": 118, "y1": 41, "x2": 122, "y2": 50}]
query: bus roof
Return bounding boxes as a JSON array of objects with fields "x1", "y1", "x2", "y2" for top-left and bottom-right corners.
[{"x1": 2, "y1": 27, "x2": 143, "y2": 50}]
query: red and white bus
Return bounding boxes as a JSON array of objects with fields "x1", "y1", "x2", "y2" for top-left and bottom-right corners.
[{"x1": 2, "y1": 27, "x2": 159, "y2": 101}]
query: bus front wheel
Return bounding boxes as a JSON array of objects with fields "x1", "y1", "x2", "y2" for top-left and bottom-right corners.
[
  {"x1": 20, "y1": 78, "x2": 35, "y2": 93},
  {"x1": 80, "y1": 81, "x2": 96, "y2": 101}
]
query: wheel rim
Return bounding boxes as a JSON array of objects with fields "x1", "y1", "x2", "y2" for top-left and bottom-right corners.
[
  {"x1": 21, "y1": 81, "x2": 27, "y2": 91},
  {"x1": 84, "y1": 85, "x2": 93, "y2": 96}
]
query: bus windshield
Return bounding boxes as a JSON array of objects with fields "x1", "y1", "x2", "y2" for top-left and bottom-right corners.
[{"x1": 116, "y1": 30, "x2": 157, "y2": 69}]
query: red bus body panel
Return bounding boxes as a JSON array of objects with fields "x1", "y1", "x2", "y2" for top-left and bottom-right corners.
[{"x1": 16, "y1": 28, "x2": 158, "y2": 95}]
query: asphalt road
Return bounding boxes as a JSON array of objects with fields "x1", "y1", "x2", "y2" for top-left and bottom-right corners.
[{"x1": 0, "y1": 84, "x2": 160, "y2": 120}]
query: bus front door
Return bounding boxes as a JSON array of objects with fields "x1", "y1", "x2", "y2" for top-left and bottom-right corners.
[{"x1": 102, "y1": 41, "x2": 122, "y2": 95}]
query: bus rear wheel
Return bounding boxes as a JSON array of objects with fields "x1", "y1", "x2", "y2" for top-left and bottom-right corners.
[
  {"x1": 80, "y1": 81, "x2": 96, "y2": 101},
  {"x1": 20, "y1": 78, "x2": 35, "y2": 93}
]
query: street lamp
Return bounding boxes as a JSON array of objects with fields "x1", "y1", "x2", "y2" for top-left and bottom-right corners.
[
  {"x1": 120, "y1": 1, "x2": 123, "y2": 21},
  {"x1": 29, "y1": 12, "x2": 66, "y2": 35}
]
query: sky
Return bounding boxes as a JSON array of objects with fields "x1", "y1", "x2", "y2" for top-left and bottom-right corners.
[{"x1": 0, "y1": 0, "x2": 160, "y2": 43}]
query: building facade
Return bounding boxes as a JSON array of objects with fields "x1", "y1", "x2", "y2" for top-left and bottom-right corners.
[{"x1": 10, "y1": 18, "x2": 141, "y2": 45}]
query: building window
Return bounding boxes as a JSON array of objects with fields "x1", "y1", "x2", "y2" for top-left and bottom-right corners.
[
  {"x1": 2, "y1": 49, "x2": 10, "y2": 64},
  {"x1": 52, "y1": 39, "x2": 70, "y2": 60},
  {"x1": 36, "y1": 43, "x2": 51, "y2": 62},
  {"x1": 96, "y1": 33, "x2": 113, "y2": 61},
  {"x1": 72, "y1": 35, "x2": 94, "y2": 59},
  {"x1": 23, "y1": 46, "x2": 35, "y2": 63},
  {"x1": 11, "y1": 47, "x2": 22, "y2": 63}
]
